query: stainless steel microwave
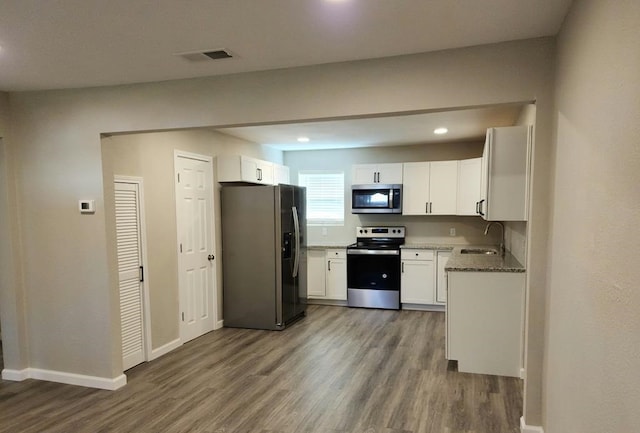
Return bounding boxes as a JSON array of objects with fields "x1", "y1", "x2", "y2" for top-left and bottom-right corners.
[{"x1": 351, "y1": 184, "x2": 402, "y2": 214}]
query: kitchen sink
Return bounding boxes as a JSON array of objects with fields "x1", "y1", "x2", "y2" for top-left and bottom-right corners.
[{"x1": 460, "y1": 248, "x2": 498, "y2": 255}]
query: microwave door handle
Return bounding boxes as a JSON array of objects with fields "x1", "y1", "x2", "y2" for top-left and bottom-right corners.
[{"x1": 389, "y1": 189, "x2": 394, "y2": 208}]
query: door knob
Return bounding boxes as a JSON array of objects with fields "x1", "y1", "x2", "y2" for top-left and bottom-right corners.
[{"x1": 208, "y1": 254, "x2": 215, "y2": 261}]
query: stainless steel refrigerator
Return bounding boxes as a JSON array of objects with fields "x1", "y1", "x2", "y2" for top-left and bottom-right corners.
[{"x1": 221, "y1": 184, "x2": 307, "y2": 330}]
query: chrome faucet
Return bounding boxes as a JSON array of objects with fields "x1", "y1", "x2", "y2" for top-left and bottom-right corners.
[{"x1": 484, "y1": 221, "x2": 505, "y2": 256}]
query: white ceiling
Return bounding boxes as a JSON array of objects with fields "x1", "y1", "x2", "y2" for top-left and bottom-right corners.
[
  {"x1": 0, "y1": 1, "x2": 560, "y2": 149},
  {"x1": 0, "y1": 0, "x2": 572, "y2": 92},
  {"x1": 217, "y1": 105, "x2": 526, "y2": 151}
]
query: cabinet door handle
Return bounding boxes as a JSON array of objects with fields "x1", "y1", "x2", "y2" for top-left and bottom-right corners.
[
  {"x1": 476, "y1": 201, "x2": 479, "y2": 214},
  {"x1": 328, "y1": 260, "x2": 331, "y2": 271},
  {"x1": 426, "y1": 202, "x2": 429, "y2": 214},
  {"x1": 478, "y1": 199, "x2": 485, "y2": 216},
  {"x1": 402, "y1": 262, "x2": 404, "y2": 273},
  {"x1": 376, "y1": 172, "x2": 380, "y2": 183}
]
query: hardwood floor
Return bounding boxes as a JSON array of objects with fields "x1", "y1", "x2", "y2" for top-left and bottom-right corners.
[{"x1": 0, "y1": 306, "x2": 522, "y2": 433}]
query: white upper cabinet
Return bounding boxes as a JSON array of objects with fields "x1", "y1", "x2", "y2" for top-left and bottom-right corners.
[
  {"x1": 478, "y1": 125, "x2": 532, "y2": 221},
  {"x1": 273, "y1": 164, "x2": 290, "y2": 185},
  {"x1": 429, "y1": 161, "x2": 458, "y2": 214},
  {"x1": 239, "y1": 156, "x2": 274, "y2": 185},
  {"x1": 352, "y1": 163, "x2": 403, "y2": 185},
  {"x1": 218, "y1": 155, "x2": 281, "y2": 185},
  {"x1": 402, "y1": 161, "x2": 458, "y2": 215},
  {"x1": 456, "y1": 157, "x2": 482, "y2": 216},
  {"x1": 402, "y1": 162, "x2": 430, "y2": 215}
]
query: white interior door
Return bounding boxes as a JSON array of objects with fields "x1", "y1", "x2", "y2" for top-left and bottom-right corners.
[
  {"x1": 175, "y1": 152, "x2": 216, "y2": 343},
  {"x1": 115, "y1": 180, "x2": 147, "y2": 370}
]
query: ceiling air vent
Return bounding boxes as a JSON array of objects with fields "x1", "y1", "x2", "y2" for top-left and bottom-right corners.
[{"x1": 175, "y1": 48, "x2": 234, "y2": 62}]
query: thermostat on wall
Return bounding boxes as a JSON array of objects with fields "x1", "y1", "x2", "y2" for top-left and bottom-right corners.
[{"x1": 79, "y1": 200, "x2": 95, "y2": 214}]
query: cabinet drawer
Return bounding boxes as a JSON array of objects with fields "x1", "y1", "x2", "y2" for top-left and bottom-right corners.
[
  {"x1": 326, "y1": 249, "x2": 346, "y2": 259},
  {"x1": 401, "y1": 249, "x2": 434, "y2": 261}
]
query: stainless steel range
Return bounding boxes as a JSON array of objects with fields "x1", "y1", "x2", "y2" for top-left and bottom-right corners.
[{"x1": 347, "y1": 226, "x2": 405, "y2": 310}]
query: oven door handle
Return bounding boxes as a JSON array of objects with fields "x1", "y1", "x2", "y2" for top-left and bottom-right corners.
[{"x1": 347, "y1": 249, "x2": 399, "y2": 256}]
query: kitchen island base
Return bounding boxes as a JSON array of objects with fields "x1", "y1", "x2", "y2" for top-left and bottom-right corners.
[{"x1": 446, "y1": 271, "x2": 525, "y2": 378}]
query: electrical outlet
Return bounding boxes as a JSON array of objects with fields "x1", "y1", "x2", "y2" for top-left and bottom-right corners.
[{"x1": 449, "y1": 227, "x2": 456, "y2": 236}]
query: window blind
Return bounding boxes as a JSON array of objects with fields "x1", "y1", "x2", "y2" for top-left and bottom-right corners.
[{"x1": 299, "y1": 171, "x2": 345, "y2": 225}]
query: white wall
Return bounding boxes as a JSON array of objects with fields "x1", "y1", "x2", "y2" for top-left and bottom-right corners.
[
  {"x1": 544, "y1": 1, "x2": 640, "y2": 432},
  {"x1": 2, "y1": 37, "x2": 554, "y2": 422},
  {"x1": 0, "y1": 92, "x2": 30, "y2": 372},
  {"x1": 102, "y1": 129, "x2": 281, "y2": 350}
]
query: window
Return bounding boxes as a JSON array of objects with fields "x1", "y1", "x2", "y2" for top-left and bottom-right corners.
[{"x1": 298, "y1": 171, "x2": 345, "y2": 225}]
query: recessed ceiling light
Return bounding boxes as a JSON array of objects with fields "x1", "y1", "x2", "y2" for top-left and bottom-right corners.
[
  {"x1": 434, "y1": 127, "x2": 448, "y2": 135},
  {"x1": 297, "y1": 136, "x2": 310, "y2": 143}
]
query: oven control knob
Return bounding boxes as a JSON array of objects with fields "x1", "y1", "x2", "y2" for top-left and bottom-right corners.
[
  {"x1": 364, "y1": 229, "x2": 368, "y2": 233},
  {"x1": 359, "y1": 229, "x2": 363, "y2": 233}
]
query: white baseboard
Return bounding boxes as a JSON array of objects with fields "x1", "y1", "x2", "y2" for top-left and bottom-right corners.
[
  {"x1": 149, "y1": 337, "x2": 181, "y2": 361},
  {"x1": 215, "y1": 319, "x2": 224, "y2": 330},
  {"x1": 521, "y1": 416, "x2": 544, "y2": 433},
  {"x1": 2, "y1": 367, "x2": 126, "y2": 390},
  {"x1": 401, "y1": 303, "x2": 446, "y2": 312},
  {"x1": 2, "y1": 368, "x2": 30, "y2": 381}
]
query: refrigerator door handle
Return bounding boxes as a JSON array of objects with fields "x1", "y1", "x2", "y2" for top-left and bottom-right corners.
[{"x1": 292, "y1": 205, "x2": 300, "y2": 278}]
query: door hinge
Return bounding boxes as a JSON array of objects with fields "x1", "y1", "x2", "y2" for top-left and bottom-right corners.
[{"x1": 182, "y1": 312, "x2": 185, "y2": 321}]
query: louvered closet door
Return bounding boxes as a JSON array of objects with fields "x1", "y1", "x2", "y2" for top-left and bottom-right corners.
[{"x1": 115, "y1": 181, "x2": 145, "y2": 371}]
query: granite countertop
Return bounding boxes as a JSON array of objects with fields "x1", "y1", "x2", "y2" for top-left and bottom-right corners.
[
  {"x1": 445, "y1": 246, "x2": 525, "y2": 273},
  {"x1": 307, "y1": 244, "x2": 351, "y2": 250},
  {"x1": 400, "y1": 243, "x2": 455, "y2": 250}
]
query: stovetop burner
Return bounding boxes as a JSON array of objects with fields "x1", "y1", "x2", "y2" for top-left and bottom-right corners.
[{"x1": 348, "y1": 226, "x2": 406, "y2": 250}]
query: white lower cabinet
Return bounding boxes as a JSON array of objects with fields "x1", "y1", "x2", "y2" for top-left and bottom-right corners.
[
  {"x1": 435, "y1": 250, "x2": 451, "y2": 304},
  {"x1": 325, "y1": 249, "x2": 347, "y2": 300},
  {"x1": 446, "y1": 271, "x2": 525, "y2": 377},
  {"x1": 306, "y1": 249, "x2": 327, "y2": 297},
  {"x1": 307, "y1": 248, "x2": 346, "y2": 301},
  {"x1": 400, "y1": 249, "x2": 436, "y2": 305}
]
